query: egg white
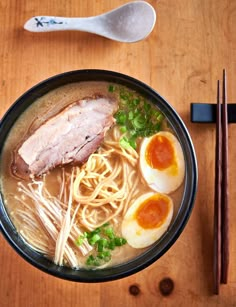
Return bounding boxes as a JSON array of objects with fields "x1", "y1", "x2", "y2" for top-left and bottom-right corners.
[
  {"x1": 121, "y1": 192, "x2": 173, "y2": 248},
  {"x1": 139, "y1": 131, "x2": 185, "y2": 194}
]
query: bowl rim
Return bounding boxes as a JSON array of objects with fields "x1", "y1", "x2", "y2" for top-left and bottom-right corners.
[{"x1": 0, "y1": 69, "x2": 198, "y2": 282}]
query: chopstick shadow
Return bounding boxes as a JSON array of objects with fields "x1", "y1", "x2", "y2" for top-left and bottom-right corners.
[
  {"x1": 181, "y1": 108, "x2": 216, "y2": 295},
  {"x1": 188, "y1": 121, "x2": 216, "y2": 295}
]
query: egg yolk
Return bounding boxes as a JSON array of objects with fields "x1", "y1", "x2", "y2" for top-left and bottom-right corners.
[
  {"x1": 145, "y1": 135, "x2": 176, "y2": 170},
  {"x1": 135, "y1": 194, "x2": 170, "y2": 229}
]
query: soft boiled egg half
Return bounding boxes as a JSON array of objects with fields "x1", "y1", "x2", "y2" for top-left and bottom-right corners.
[
  {"x1": 121, "y1": 192, "x2": 173, "y2": 248},
  {"x1": 140, "y1": 131, "x2": 185, "y2": 194}
]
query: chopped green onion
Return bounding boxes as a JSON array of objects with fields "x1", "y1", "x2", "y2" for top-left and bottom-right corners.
[
  {"x1": 98, "y1": 251, "x2": 111, "y2": 261},
  {"x1": 128, "y1": 111, "x2": 134, "y2": 120},
  {"x1": 88, "y1": 233, "x2": 101, "y2": 245},
  {"x1": 104, "y1": 227, "x2": 115, "y2": 239},
  {"x1": 86, "y1": 255, "x2": 95, "y2": 265},
  {"x1": 156, "y1": 113, "x2": 164, "y2": 122},
  {"x1": 132, "y1": 114, "x2": 147, "y2": 129},
  {"x1": 132, "y1": 98, "x2": 140, "y2": 106},
  {"x1": 78, "y1": 223, "x2": 127, "y2": 267},
  {"x1": 75, "y1": 235, "x2": 84, "y2": 246},
  {"x1": 155, "y1": 123, "x2": 161, "y2": 131},
  {"x1": 97, "y1": 238, "x2": 108, "y2": 252},
  {"x1": 120, "y1": 90, "x2": 130, "y2": 101},
  {"x1": 107, "y1": 240, "x2": 115, "y2": 250},
  {"x1": 119, "y1": 137, "x2": 132, "y2": 150},
  {"x1": 108, "y1": 84, "x2": 115, "y2": 92},
  {"x1": 86, "y1": 255, "x2": 101, "y2": 266},
  {"x1": 128, "y1": 136, "x2": 137, "y2": 149},
  {"x1": 112, "y1": 86, "x2": 165, "y2": 150},
  {"x1": 120, "y1": 126, "x2": 127, "y2": 133},
  {"x1": 129, "y1": 130, "x2": 137, "y2": 136},
  {"x1": 115, "y1": 110, "x2": 127, "y2": 125},
  {"x1": 114, "y1": 237, "x2": 127, "y2": 246}
]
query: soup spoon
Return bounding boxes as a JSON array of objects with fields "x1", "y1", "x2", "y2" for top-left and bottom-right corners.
[{"x1": 24, "y1": 1, "x2": 156, "y2": 43}]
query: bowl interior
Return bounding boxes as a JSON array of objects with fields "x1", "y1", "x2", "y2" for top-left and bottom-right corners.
[{"x1": 0, "y1": 69, "x2": 197, "y2": 282}]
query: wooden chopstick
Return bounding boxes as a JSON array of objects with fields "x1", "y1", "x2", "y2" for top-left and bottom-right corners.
[
  {"x1": 213, "y1": 69, "x2": 229, "y2": 294},
  {"x1": 221, "y1": 69, "x2": 229, "y2": 284},
  {"x1": 213, "y1": 80, "x2": 222, "y2": 295}
]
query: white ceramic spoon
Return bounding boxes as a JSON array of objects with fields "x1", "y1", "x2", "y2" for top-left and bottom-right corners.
[{"x1": 24, "y1": 1, "x2": 156, "y2": 43}]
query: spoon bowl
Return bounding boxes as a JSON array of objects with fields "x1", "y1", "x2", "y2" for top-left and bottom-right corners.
[{"x1": 24, "y1": 1, "x2": 156, "y2": 43}]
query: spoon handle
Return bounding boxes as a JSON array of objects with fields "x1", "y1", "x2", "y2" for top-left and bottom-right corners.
[{"x1": 24, "y1": 16, "x2": 100, "y2": 33}]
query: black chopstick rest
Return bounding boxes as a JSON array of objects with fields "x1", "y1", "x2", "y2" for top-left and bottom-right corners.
[{"x1": 190, "y1": 103, "x2": 236, "y2": 123}]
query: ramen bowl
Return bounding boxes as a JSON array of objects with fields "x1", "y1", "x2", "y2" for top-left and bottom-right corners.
[{"x1": 0, "y1": 69, "x2": 197, "y2": 282}]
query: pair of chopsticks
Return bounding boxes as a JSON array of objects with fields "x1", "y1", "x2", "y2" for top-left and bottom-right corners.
[{"x1": 213, "y1": 69, "x2": 229, "y2": 294}]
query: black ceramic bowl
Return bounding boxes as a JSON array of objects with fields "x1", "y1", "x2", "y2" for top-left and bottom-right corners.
[{"x1": 0, "y1": 69, "x2": 197, "y2": 282}]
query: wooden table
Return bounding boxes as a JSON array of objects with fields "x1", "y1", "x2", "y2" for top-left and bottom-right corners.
[{"x1": 1, "y1": 1, "x2": 236, "y2": 306}]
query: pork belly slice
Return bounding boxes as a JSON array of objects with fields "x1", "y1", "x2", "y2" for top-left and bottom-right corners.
[{"x1": 12, "y1": 96, "x2": 118, "y2": 178}]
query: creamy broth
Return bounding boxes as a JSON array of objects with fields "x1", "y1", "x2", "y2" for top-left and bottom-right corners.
[{"x1": 0, "y1": 81, "x2": 184, "y2": 269}]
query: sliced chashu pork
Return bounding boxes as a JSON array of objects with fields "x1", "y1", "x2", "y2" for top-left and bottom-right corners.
[{"x1": 12, "y1": 96, "x2": 118, "y2": 178}]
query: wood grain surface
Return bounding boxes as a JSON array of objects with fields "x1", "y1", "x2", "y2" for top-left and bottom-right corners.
[{"x1": 1, "y1": 0, "x2": 236, "y2": 306}]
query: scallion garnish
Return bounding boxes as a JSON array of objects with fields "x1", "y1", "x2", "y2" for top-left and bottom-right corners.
[
  {"x1": 75, "y1": 235, "x2": 85, "y2": 246},
  {"x1": 108, "y1": 85, "x2": 116, "y2": 92},
  {"x1": 114, "y1": 237, "x2": 127, "y2": 246},
  {"x1": 104, "y1": 226, "x2": 115, "y2": 239},
  {"x1": 88, "y1": 233, "x2": 101, "y2": 245},
  {"x1": 108, "y1": 85, "x2": 165, "y2": 149},
  {"x1": 76, "y1": 223, "x2": 127, "y2": 267}
]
